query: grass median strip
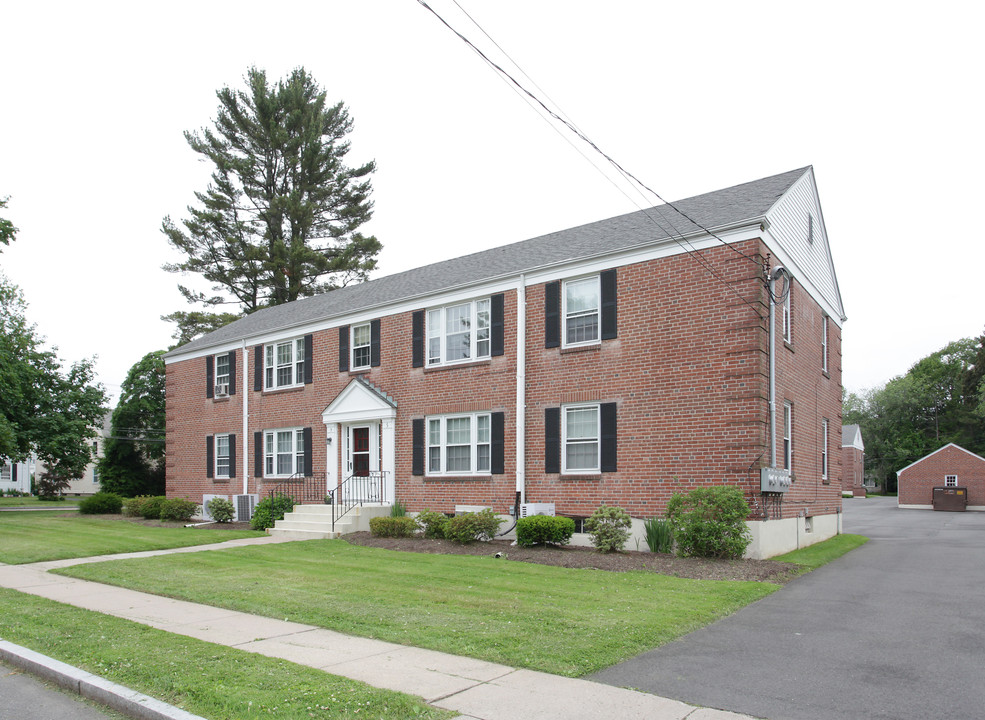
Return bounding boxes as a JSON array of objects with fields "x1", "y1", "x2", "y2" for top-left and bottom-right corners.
[
  {"x1": 59, "y1": 539, "x2": 778, "y2": 677},
  {"x1": 0, "y1": 513, "x2": 264, "y2": 564},
  {"x1": 0, "y1": 587, "x2": 451, "y2": 720}
]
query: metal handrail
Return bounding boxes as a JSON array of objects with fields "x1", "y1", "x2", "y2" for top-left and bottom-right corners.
[
  {"x1": 327, "y1": 471, "x2": 388, "y2": 532},
  {"x1": 265, "y1": 472, "x2": 327, "y2": 505}
]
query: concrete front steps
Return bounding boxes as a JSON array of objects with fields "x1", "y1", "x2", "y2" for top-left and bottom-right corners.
[{"x1": 268, "y1": 503, "x2": 392, "y2": 540}]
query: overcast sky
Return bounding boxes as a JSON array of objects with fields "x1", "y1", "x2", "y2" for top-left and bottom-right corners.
[{"x1": 1, "y1": 1, "x2": 982, "y2": 403}]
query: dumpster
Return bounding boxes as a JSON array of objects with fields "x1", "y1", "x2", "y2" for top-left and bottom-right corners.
[{"x1": 932, "y1": 487, "x2": 968, "y2": 511}]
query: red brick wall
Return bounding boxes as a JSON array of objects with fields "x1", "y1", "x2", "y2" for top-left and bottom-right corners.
[
  {"x1": 898, "y1": 445, "x2": 985, "y2": 507},
  {"x1": 166, "y1": 239, "x2": 843, "y2": 523},
  {"x1": 842, "y1": 446, "x2": 864, "y2": 492}
]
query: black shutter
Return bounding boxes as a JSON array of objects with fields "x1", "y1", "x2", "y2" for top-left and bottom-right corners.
[
  {"x1": 412, "y1": 418, "x2": 425, "y2": 475},
  {"x1": 206, "y1": 356, "x2": 214, "y2": 398},
  {"x1": 600, "y1": 402, "x2": 617, "y2": 472},
  {"x1": 371, "y1": 319, "x2": 381, "y2": 367},
  {"x1": 303, "y1": 427, "x2": 313, "y2": 476},
  {"x1": 491, "y1": 411, "x2": 505, "y2": 474},
  {"x1": 545, "y1": 281, "x2": 560, "y2": 348},
  {"x1": 11, "y1": 464, "x2": 17, "y2": 483},
  {"x1": 206, "y1": 436, "x2": 214, "y2": 478},
  {"x1": 303, "y1": 334, "x2": 313, "y2": 384},
  {"x1": 254, "y1": 346, "x2": 263, "y2": 391},
  {"x1": 227, "y1": 352, "x2": 236, "y2": 395},
  {"x1": 545, "y1": 407, "x2": 561, "y2": 473},
  {"x1": 339, "y1": 326, "x2": 350, "y2": 372},
  {"x1": 491, "y1": 294, "x2": 505, "y2": 357},
  {"x1": 254, "y1": 431, "x2": 263, "y2": 477},
  {"x1": 412, "y1": 310, "x2": 425, "y2": 368},
  {"x1": 600, "y1": 269, "x2": 617, "y2": 340},
  {"x1": 228, "y1": 434, "x2": 237, "y2": 478}
]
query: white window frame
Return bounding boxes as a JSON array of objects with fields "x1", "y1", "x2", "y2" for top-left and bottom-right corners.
[
  {"x1": 944, "y1": 474, "x2": 958, "y2": 487},
  {"x1": 351, "y1": 322, "x2": 372, "y2": 370},
  {"x1": 0, "y1": 463, "x2": 10, "y2": 482},
  {"x1": 264, "y1": 338, "x2": 305, "y2": 390},
  {"x1": 263, "y1": 428, "x2": 305, "y2": 478},
  {"x1": 783, "y1": 402, "x2": 793, "y2": 471},
  {"x1": 562, "y1": 403, "x2": 601, "y2": 474},
  {"x1": 215, "y1": 433, "x2": 231, "y2": 479},
  {"x1": 215, "y1": 353, "x2": 230, "y2": 388},
  {"x1": 821, "y1": 315, "x2": 829, "y2": 373},
  {"x1": 426, "y1": 298, "x2": 491, "y2": 366},
  {"x1": 782, "y1": 289, "x2": 792, "y2": 343},
  {"x1": 821, "y1": 419, "x2": 829, "y2": 480},
  {"x1": 426, "y1": 412, "x2": 491, "y2": 476},
  {"x1": 563, "y1": 275, "x2": 601, "y2": 348}
]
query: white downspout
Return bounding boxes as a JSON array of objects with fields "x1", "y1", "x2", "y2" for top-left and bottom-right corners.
[
  {"x1": 516, "y1": 275, "x2": 526, "y2": 504},
  {"x1": 242, "y1": 340, "x2": 249, "y2": 494},
  {"x1": 769, "y1": 276, "x2": 777, "y2": 469}
]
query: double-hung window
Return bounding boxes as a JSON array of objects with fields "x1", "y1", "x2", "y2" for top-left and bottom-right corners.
[
  {"x1": 563, "y1": 404, "x2": 600, "y2": 473},
  {"x1": 351, "y1": 323, "x2": 372, "y2": 370},
  {"x1": 215, "y1": 354, "x2": 230, "y2": 388},
  {"x1": 564, "y1": 276, "x2": 600, "y2": 346},
  {"x1": 820, "y1": 419, "x2": 829, "y2": 481},
  {"x1": 821, "y1": 315, "x2": 829, "y2": 373},
  {"x1": 783, "y1": 402, "x2": 793, "y2": 470},
  {"x1": 265, "y1": 338, "x2": 305, "y2": 389},
  {"x1": 427, "y1": 413, "x2": 491, "y2": 475},
  {"x1": 426, "y1": 298, "x2": 491, "y2": 366},
  {"x1": 0, "y1": 464, "x2": 10, "y2": 482},
  {"x1": 264, "y1": 428, "x2": 305, "y2": 477},
  {"x1": 215, "y1": 434, "x2": 231, "y2": 478}
]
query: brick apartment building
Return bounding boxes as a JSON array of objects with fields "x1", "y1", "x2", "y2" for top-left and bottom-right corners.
[
  {"x1": 842, "y1": 423, "x2": 866, "y2": 496},
  {"x1": 163, "y1": 166, "x2": 846, "y2": 558},
  {"x1": 897, "y1": 443, "x2": 985, "y2": 511}
]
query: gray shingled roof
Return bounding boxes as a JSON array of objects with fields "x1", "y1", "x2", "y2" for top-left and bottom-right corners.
[{"x1": 166, "y1": 166, "x2": 809, "y2": 357}]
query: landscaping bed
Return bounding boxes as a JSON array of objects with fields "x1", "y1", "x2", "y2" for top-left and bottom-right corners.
[{"x1": 343, "y1": 531, "x2": 798, "y2": 583}]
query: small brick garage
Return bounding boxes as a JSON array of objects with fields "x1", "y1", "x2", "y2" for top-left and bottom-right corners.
[{"x1": 897, "y1": 443, "x2": 985, "y2": 511}]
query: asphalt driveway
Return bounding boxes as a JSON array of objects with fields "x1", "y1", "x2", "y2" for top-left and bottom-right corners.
[{"x1": 590, "y1": 496, "x2": 985, "y2": 720}]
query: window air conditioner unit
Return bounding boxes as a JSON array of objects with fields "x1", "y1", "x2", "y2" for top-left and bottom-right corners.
[
  {"x1": 519, "y1": 503, "x2": 555, "y2": 518},
  {"x1": 214, "y1": 384, "x2": 229, "y2": 397},
  {"x1": 234, "y1": 494, "x2": 258, "y2": 522}
]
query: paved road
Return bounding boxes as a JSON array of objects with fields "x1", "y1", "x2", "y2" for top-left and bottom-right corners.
[
  {"x1": 590, "y1": 497, "x2": 985, "y2": 720},
  {"x1": 0, "y1": 661, "x2": 122, "y2": 720}
]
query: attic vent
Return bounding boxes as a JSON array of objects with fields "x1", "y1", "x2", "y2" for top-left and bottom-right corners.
[
  {"x1": 234, "y1": 494, "x2": 258, "y2": 521},
  {"x1": 807, "y1": 213, "x2": 814, "y2": 244},
  {"x1": 519, "y1": 503, "x2": 555, "y2": 518}
]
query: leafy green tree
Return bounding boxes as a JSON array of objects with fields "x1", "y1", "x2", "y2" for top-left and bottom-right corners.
[
  {"x1": 98, "y1": 351, "x2": 166, "y2": 497},
  {"x1": 0, "y1": 196, "x2": 17, "y2": 251},
  {"x1": 0, "y1": 273, "x2": 106, "y2": 489},
  {"x1": 162, "y1": 66, "x2": 381, "y2": 342}
]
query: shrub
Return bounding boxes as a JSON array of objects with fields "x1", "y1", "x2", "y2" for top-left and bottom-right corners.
[
  {"x1": 586, "y1": 505, "x2": 632, "y2": 553},
  {"x1": 140, "y1": 496, "x2": 168, "y2": 519},
  {"x1": 78, "y1": 491, "x2": 123, "y2": 515},
  {"x1": 159, "y1": 498, "x2": 198, "y2": 522},
  {"x1": 444, "y1": 508, "x2": 503, "y2": 544},
  {"x1": 250, "y1": 496, "x2": 295, "y2": 531},
  {"x1": 666, "y1": 485, "x2": 752, "y2": 560},
  {"x1": 369, "y1": 516, "x2": 418, "y2": 538},
  {"x1": 516, "y1": 515, "x2": 575, "y2": 547},
  {"x1": 121, "y1": 496, "x2": 147, "y2": 517},
  {"x1": 206, "y1": 497, "x2": 235, "y2": 523},
  {"x1": 643, "y1": 517, "x2": 674, "y2": 553},
  {"x1": 415, "y1": 509, "x2": 449, "y2": 539}
]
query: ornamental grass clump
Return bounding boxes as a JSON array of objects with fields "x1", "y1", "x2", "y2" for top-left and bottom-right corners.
[
  {"x1": 643, "y1": 517, "x2": 674, "y2": 554},
  {"x1": 585, "y1": 505, "x2": 632, "y2": 553},
  {"x1": 516, "y1": 515, "x2": 575, "y2": 547},
  {"x1": 665, "y1": 485, "x2": 752, "y2": 560}
]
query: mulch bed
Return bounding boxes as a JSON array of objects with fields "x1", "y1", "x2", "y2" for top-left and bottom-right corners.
[{"x1": 342, "y1": 531, "x2": 799, "y2": 583}]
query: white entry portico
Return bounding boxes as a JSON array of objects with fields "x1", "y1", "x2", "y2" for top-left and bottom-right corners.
[{"x1": 321, "y1": 377, "x2": 396, "y2": 504}]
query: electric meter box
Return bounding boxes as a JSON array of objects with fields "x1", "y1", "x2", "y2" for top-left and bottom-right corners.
[{"x1": 761, "y1": 467, "x2": 792, "y2": 493}]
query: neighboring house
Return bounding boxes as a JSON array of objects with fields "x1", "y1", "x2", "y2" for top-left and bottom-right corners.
[
  {"x1": 842, "y1": 424, "x2": 866, "y2": 496},
  {"x1": 0, "y1": 457, "x2": 33, "y2": 494},
  {"x1": 163, "y1": 166, "x2": 846, "y2": 558},
  {"x1": 33, "y1": 412, "x2": 112, "y2": 496},
  {"x1": 897, "y1": 443, "x2": 985, "y2": 511}
]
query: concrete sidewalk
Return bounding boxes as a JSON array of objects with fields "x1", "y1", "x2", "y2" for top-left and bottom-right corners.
[{"x1": 0, "y1": 537, "x2": 754, "y2": 720}]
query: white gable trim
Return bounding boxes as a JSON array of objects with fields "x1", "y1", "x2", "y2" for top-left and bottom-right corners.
[
  {"x1": 896, "y1": 443, "x2": 985, "y2": 476},
  {"x1": 322, "y1": 379, "x2": 397, "y2": 425}
]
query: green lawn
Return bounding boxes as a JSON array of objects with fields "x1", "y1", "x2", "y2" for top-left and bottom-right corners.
[
  {"x1": 0, "y1": 587, "x2": 450, "y2": 720},
  {"x1": 773, "y1": 533, "x2": 868, "y2": 571},
  {"x1": 0, "y1": 512, "x2": 264, "y2": 564},
  {"x1": 0, "y1": 496, "x2": 82, "y2": 507},
  {"x1": 60, "y1": 539, "x2": 779, "y2": 677}
]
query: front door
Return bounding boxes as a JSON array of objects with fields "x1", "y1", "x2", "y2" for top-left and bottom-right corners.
[
  {"x1": 349, "y1": 426, "x2": 371, "y2": 477},
  {"x1": 344, "y1": 423, "x2": 381, "y2": 502}
]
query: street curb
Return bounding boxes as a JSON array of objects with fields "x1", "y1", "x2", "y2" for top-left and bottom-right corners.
[{"x1": 0, "y1": 640, "x2": 206, "y2": 720}]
